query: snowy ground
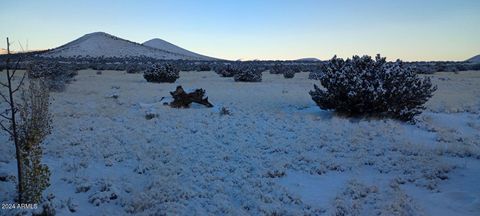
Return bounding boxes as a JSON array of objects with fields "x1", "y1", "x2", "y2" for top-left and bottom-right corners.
[{"x1": 1, "y1": 70, "x2": 479, "y2": 215}]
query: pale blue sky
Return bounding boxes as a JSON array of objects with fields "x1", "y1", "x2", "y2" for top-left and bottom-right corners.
[{"x1": 1, "y1": 0, "x2": 479, "y2": 61}]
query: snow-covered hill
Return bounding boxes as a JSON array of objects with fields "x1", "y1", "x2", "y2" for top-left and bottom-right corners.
[
  {"x1": 467, "y1": 55, "x2": 480, "y2": 63},
  {"x1": 41, "y1": 32, "x2": 211, "y2": 60},
  {"x1": 143, "y1": 38, "x2": 216, "y2": 60},
  {"x1": 295, "y1": 57, "x2": 321, "y2": 62}
]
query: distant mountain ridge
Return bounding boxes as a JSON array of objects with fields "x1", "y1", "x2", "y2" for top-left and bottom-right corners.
[
  {"x1": 467, "y1": 55, "x2": 480, "y2": 63},
  {"x1": 295, "y1": 57, "x2": 321, "y2": 62},
  {"x1": 41, "y1": 32, "x2": 214, "y2": 60}
]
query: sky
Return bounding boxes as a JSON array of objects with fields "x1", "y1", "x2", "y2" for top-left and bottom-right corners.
[{"x1": 1, "y1": 0, "x2": 479, "y2": 61}]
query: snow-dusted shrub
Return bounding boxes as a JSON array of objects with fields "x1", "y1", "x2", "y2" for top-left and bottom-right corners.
[
  {"x1": 114, "y1": 64, "x2": 127, "y2": 71},
  {"x1": 291, "y1": 65, "x2": 302, "y2": 73},
  {"x1": 308, "y1": 70, "x2": 323, "y2": 80},
  {"x1": 143, "y1": 63, "x2": 180, "y2": 83},
  {"x1": 90, "y1": 63, "x2": 105, "y2": 71},
  {"x1": 126, "y1": 64, "x2": 142, "y2": 74},
  {"x1": 309, "y1": 55, "x2": 436, "y2": 121},
  {"x1": 88, "y1": 180, "x2": 119, "y2": 206},
  {"x1": 270, "y1": 64, "x2": 297, "y2": 78},
  {"x1": 270, "y1": 64, "x2": 284, "y2": 74},
  {"x1": 308, "y1": 64, "x2": 327, "y2": 80},
  {"x1": 219, "y1": 107, "x2": 232, "y2": 116},
  {"x1": 197, "y1": 64, "x2": 211, "y2": 71},
  {"x1": 176, "y1": 62, "x2": 197, "y2": 71},
  {"x1": 17, "y1": 78, "x2": 52, "y2": 204},
  {"x1": 216, "y1": 65, "x2": 240, "y2": 77},
  {"x1": 28, "y1": 61, "x2": 78, "y2": 92},
  {"x1": 283, "y1": 69, "x2": 295, "y2": 79},
  {"x1": 145, "y1": 112, "x2": 158, "y2": 120},
  {"x1": 233, "y1": 67, "x2": 262, "y2": 82},
  {"x1": 35, "y1": 201, "x2": 56, "y2": 216}
]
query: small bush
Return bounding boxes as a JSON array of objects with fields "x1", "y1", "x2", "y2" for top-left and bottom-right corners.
[
  {"x1": 309, "y1": 55, "x2": 436, "y2": 121},
  {"x1": 270, "y1": 64, "x2": 296, "y2": 78},
  {"x1": 90, "y1": 64, "x2": 105, "y2": 71},
  {"x1": 18, "y1": 78, "x2": 52, "y2": 204},
  {"x1": 145, "y1": 113, "x2": 158, "y2": 120},
  {"x1": 198, "y1": 64, "x2": 211, "y2": 71},
  {"x1": 308, "y1": 65, "x2": 326, "y2": 80},
  {"x1": 233, "y1": 67, "x2": 262, "y2": 82},
  {"x1": 126, "y1": 64, "x2": 142, "y2": 74},
  {"x1": 308, "y1": 70, "x2": 322, "y2": 80},
  {"x1": 270, "y1": 64, "x2": 284, "y2": 74},
  {"x1": 216, "y1": 65, "x2": 240, "y2": 77},
  {"x1": 219, "y1": 107, "x2": 232, "y2": 116},
  {"x1": 143, "y1": 63, "x2": 180, "y2": 83},
  {"x1": 292, "y1": 66, "x2": 302, "y2": 73},
  {"x1": 283, "y1": 69, "x2": 295, "y2": 79},
  {"x1": 28, "y1": 61, "x2": 78, "y2": 92}
]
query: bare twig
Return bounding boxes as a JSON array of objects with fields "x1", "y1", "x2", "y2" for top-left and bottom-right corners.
[
  {"x1": 10, "y1": 58, "x2": 21, "y2": 79},
  {"x1": 0, "y1": 121, "x2": 13, "y2": 137},
  {"x1": 0, "y1": 91, "x2": 12, "y2": 105},
  {"x1": 18, "y1": 41, "x2": 25, "y2": 52},
  {"x1": 12, "y1": 73, "x2": 26, "y2": 94},
  {"x1": 0, "y1": 81, "x2": 8, "y2": 88},
  {"x1": 0, "y1": 112, "x2": 11, "y2": 120}
]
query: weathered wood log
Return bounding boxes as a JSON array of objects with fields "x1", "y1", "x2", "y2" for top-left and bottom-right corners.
[{"x1": 169, "y1": 86, "x2": 213, "y2": 108}]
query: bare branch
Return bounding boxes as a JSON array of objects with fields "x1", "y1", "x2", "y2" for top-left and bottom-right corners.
[
  {"x1": 10, "y1": 58, "x2": 22, "y2": 78},
  {"x1": 0, "y1": 121, "x2": 13, "y2": 137},
  {"x1": 18, "y1": 41, "x2": 25, "y2": 52},
  {"x1": 12, "y1": 107, "x2": 19, "y2": 115},
  {"x1": 0, "y1": 91, "x2": 12, "y2": 105},
  {"x1": 12, "y1": 73, "x2": 27, "y2": 94},
  {"x1": 0, "y1": 112, "x2": 11, "y2": 120},
  {"x1": 0, "y1": 81, "x2": 8, "y2": 88},
  {"x1": 0, "y1": 109, "x2": 10, "y2": 118}
]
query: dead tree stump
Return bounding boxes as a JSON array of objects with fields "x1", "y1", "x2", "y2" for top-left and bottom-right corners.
[{"x1": 169, "y1": 86, "x2": 213, "y2": 108}]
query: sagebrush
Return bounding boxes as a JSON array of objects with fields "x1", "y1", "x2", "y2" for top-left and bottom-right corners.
[
  {"x1": 143, "y1": 63, "x2": 180, "y2": 83},
  {"x1": 283, "y1": 69, "x2": 295, "y2": 79},
  {"x1": 28, "y1": 61, "x2": 77, "y2": 92},
  {"x1": 18, "y1": 78, "x2": 52, "y2": 204},
  {"x1": 126, "y1": 64, "x2": 143, "y2": 74},
  {"x1": 309, "y1": 55, "x2": 436, "y2": 121},
  {"x1": 233, "y1": 67, "x2": 262, "y2": 82},
  {"x1": 216, "y1": 65, "x2": 240, "y2": 77}
]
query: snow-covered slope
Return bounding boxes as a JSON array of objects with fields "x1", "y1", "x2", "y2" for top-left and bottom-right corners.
[
  {"x1": 42, "y1": 32, "x2": 208, "y2": 60},
  {"x1": 467, "y1": 55, "x2": 480, "y2": 63},
  {"x1": 143, "y1": 38, "x2": 216, "y2": 61}
]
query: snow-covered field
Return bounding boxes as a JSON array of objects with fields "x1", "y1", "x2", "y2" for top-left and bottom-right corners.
[{"x1": 1, "y1": 70, "x2": 480, "y2": 215}]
